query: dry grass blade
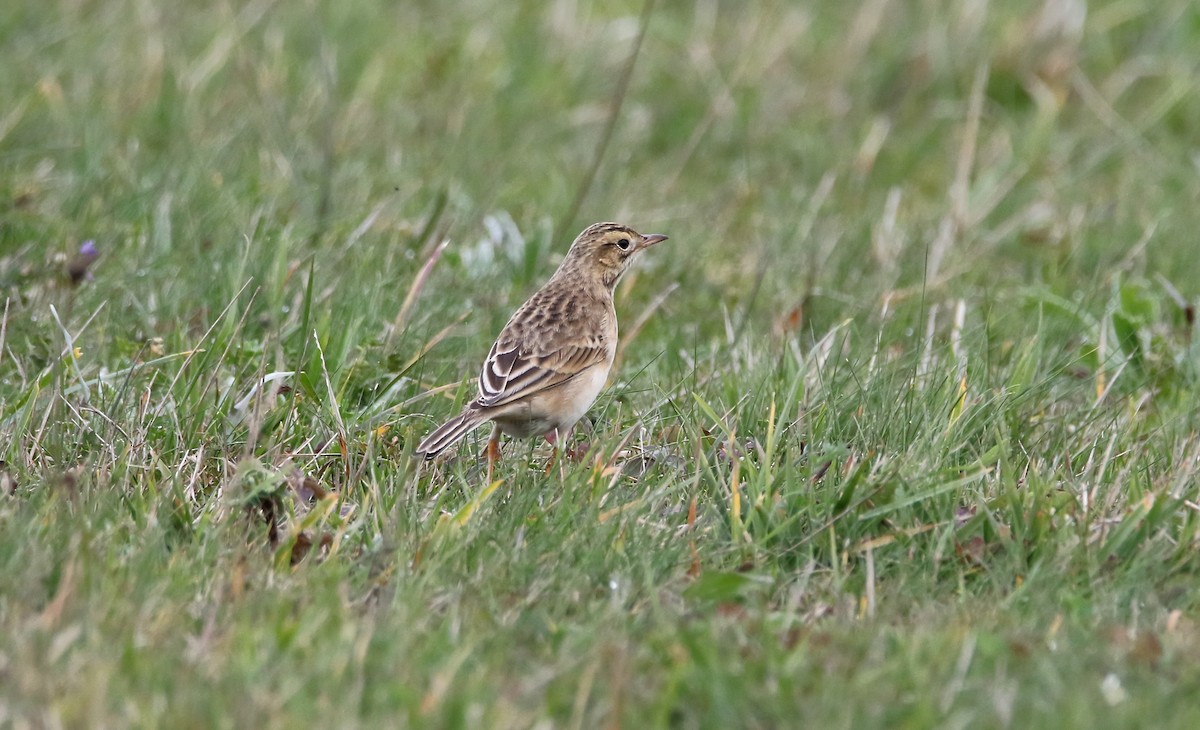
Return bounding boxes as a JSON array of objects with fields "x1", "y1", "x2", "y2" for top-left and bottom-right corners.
[
  {"x1": 612, "y1": 281, "x2": 677, "y2": 373},
  {"x1": 48, "y1": 304, "x2": 91, "y2": 401},
  {"x1": 0, "y1": 297, "x2": 9, "y2": 375},
  {"x1": 388, "y1": 238, "x2": 450, "y2": 347}
]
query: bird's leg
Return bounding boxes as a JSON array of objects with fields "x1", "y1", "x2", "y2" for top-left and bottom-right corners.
[
  {"x1": 486, "y1": 425, "x2": 502, "y2": 483},
  {"x1": 543, "y1": 429, "x2": 561, "y2": 477},
  {"x1": 568, "y1": 417, "x2": 593, "y2": 462},
  {"x1": 552, "y1": 425, "x2": 588, "y2": 463}
]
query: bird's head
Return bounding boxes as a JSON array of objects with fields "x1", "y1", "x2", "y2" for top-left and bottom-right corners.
[{"x1": 561, "y1": 222, "x2": 668, "y2": 289}]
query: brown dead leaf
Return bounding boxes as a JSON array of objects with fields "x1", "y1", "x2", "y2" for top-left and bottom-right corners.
[
  {"x1": 810, "y1": 459, "x2": 832, "y2": 483},
  {"x1": 716, "y1": 602, "x2": 748, "y2": 620},
  {"x1": 1130, "y1": 632, "x2": 1163, "y2": 668},
  {"x1": 57, "y1": 469, "x2": 80, "y2": 500},
  {"x1": 1008, "y1": 638, "x2": 1033, "y2": 660},
  {"x1": 288, "y1": 472, "x2": 329, "y2": 503},
  {"x1": 288, "y1": 530, "x2": 334, "y2": 565},
  {"x1": 954, "y1": 536, "x2": 989, "y2": 566},
  {"x1": 774, "y1": 305, "x2": 803, "y2": 337},
  {"x1": 253, "y1": 494, "x2": 280, "y2": 546},
  {"x1": 781, "y1": 627, "x2": 806, "y2": 650},
  {"x1": 687, "y1": 497, "x2": 701, "y2": 578},
  {"x1": 290, "y1": 531, "x2": 313, "y2": 564}
]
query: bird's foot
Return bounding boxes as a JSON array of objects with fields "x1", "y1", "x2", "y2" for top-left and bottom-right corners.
[{"x1": 485, "y1": 428, "x2": 502, "y2": 483}]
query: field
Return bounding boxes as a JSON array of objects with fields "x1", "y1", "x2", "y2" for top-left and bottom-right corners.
[{"x1": 3, "y1": 0, "x2": 1200, "y2": 726}]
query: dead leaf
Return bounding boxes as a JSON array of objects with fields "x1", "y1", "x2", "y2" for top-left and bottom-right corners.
[
  {"x1": 810, "y1": 459, "x2": 832, "y2": 483},
  {"x1": 954, "y1": 536, "x2": 989, "y2": 566},
  {"x1": 288, "y1": 472, "x2": 329, "y2": 503},
  {"x1": 774, "y1": 305, "x2": 803, "y2": 336},
  {"x1": 687, "y1": 497, "x2": 700, "y2": 578},
  {"x1": 1130, "y1": 632, "x2": 1163, "y2": 668},
  {"x1": 253, "y1": 494, "x2": 280, "y2": 545},
  {"x1": 290, "y1": 531, "x2": 313, "y2": 564},
  {"x1": 716, "y1": 603, "x2": 748, "y2": 620}
]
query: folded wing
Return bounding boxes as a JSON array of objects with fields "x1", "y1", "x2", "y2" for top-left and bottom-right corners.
[{"x1": 477, "y1": 339, "x2": 608, "y2": 409}]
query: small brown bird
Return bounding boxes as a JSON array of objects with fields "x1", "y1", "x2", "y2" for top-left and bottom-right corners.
[{"x1": 416, "y1": 222, "x2": 668, "y2": 473}]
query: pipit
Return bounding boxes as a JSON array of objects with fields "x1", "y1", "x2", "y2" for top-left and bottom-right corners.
[{"x1": 416, "y1": 222, "x2": 668, "y2": 475}]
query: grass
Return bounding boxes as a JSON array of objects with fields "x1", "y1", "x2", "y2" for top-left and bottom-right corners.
[{"x1": 3, "y1": 0, "x2": 1200, "y2": 726}]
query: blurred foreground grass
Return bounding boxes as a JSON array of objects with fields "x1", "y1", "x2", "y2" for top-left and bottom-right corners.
[{"x1": 3, "y1": 0, "x2": 1200, "y2": 726}]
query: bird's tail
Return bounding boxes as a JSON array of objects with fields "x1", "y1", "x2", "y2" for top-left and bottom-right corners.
[{"x1": 416, "y1": 408, "x2": 489, "y2": 459}]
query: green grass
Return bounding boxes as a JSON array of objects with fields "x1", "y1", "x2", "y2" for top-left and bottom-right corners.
[{"x1": 4, "y1": 0, "x2": 1200, "y2": 726}]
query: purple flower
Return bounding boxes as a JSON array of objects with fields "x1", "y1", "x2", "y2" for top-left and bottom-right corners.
[{"x1": 67, "y1": 239, "x2": 100, "y2": 285}]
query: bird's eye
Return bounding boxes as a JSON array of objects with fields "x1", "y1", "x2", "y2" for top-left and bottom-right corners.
[{"x1": 616, "y1": 238, "x2": 631, "y2": 250}]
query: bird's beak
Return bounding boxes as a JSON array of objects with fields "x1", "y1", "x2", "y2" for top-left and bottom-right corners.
[{"x1": 641, "y1": 233, "x2": 668, "y2": 247}]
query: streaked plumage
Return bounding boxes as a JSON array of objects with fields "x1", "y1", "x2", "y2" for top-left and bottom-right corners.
[{"x1": 416, "y1": 222, "x2": 668, "y2": 465}]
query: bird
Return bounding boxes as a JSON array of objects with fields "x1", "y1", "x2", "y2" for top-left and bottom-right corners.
[{"x1": 416, "y1": 221, "x2": 668, "y2": 476}]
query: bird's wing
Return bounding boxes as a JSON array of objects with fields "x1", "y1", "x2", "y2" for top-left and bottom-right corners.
[{"x1": 476, "y1": 338, "x2": 609, "y2": 409}]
